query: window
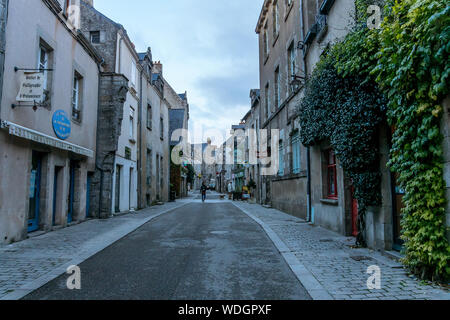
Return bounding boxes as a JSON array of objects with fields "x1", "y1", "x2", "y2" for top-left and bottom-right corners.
[
  {"x1": 326, "y1": 149, "x2": 338, "y2": 199},
  {"x1": 90, "y1": 31, "x2": 100, "y2": 44},
  {"x1": 288, "y1": 42, "x2": 297, "y2": 92},
  {"x1": 125, "y1": 147, "x2": 131, "y2": 160},
  {"x1": 147, "y1": 104, "x2": 152, "y2": 130},
  {"x1": 38, "y1": 41, "x2": 53, "y2": 104},
  {"x1": 291, "y1": 132, "x2": 301, "y2": 174},
  {"x1": 278, "y1": 140, "x2": 284, "y2": 176},
  {"x1": 160, "y1": 157, "x2": 164, "y2": 189},
  {"x1": 146, "y1": 149, "x2": 152, "y2": 187},
  {"x1": 131, "y1": 61, "x2": 137, "y2": 87},
  {"x1": 304, "y1": 0, "x2": 319, "y2": 33},
  {"x1": 273, "y1": 1, "x2": 280, "y2": 39},
  {"x1": 160, "y1": 117, "x2": 164, "y2": 140},
  {"x1": 265, "y1": 83, "x2": 271, "y2": 119},
  {"x1": 72, "y1": 71, "x2": 83, "y2": 121},
  {"x1": 274, "y1": 67, "x2": 280, "y2": 109},
  {"x1": 129, "y1": 107, "x2": 135, "y2": 140},
  {"x1": 263, "y1": 24, "x2": 269, "y2": 59}
]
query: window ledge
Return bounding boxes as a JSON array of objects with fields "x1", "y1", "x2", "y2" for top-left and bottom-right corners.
[
  {"x1": 320, "y1": 198, "x2": 338, "y2": 206},
  {"x1": 129, "y1": 138, "x2": 136, "y2": 144},
  {"x1": 272, "y1": 171, "x2": 307, "y2": 182},
  {"x1": 71, "y1": 116, "x2": 82, "y2": 125}
]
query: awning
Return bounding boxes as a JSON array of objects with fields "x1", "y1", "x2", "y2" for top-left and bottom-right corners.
[{"x1": 1, "y1": 120, "x2": 94, "y2": 158}]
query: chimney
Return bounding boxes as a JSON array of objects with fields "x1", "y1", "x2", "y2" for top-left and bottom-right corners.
[{"x1": 153, "y1": 61, "x2": 163, "y2": 74}]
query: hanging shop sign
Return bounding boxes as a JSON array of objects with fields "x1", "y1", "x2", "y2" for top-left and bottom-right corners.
[
  {"x1": 16, "y1": 72, "x2": 45, "y2": 103},
  {"x1": 52, "y1": 110, "x2": 71, "y2": 140}
]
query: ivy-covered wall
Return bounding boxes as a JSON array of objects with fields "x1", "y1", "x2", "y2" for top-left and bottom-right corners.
[{"x1": 298, "y1": 0, "x2": 450, "y2": 281}]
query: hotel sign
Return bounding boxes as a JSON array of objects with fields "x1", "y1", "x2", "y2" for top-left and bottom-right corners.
[{"x1": 16, "y1": 72, "x2": 45, "y2": 103}]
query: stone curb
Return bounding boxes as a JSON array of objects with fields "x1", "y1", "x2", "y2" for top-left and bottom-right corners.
[
  {"x1": 232, "y1": 202, "x2": 334, "y2": 300},
  {"x1": 0, "y1": 201, "x2": 191, "y2": 301}
]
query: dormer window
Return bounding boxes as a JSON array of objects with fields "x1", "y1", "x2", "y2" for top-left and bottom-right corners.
[{"x1": 90, "y1": 31, "x2": 100, "y2": 44}]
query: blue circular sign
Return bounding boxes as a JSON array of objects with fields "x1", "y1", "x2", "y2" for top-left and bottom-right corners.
[{"x1": 52, "y1": 110, "x2": 71, "y2": 140}]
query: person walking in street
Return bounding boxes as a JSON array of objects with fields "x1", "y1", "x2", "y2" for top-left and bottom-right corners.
[
  {"x1": 201, "y1": 182, "x2": 207, "y2": 202},
  {"x1": 227, "y1": 181, "x2": 233, "y2": 200}
]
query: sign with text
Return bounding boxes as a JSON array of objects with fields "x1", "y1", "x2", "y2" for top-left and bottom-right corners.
[
  {"x1": 52, "y1": 110, "x2": 71, "y2": 140},
  {"x1": 16, "y1": 72, "x2": 45, "y2": 103}
]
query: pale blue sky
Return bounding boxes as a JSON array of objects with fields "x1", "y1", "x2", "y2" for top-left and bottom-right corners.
[{"x1": 95, "y1": 0, "x2": 264, "y2": 142}]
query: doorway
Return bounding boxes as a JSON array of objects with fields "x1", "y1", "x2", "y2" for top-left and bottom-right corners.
[
  {"x1": 129, "y1": 167, "x2": 133, "y2": 210},
  {"x1": 52, "y1": 166, "x2": 63, "y2": 226},
  {"x1": 351, "y1": 186, "x2": 358, "y2": 237},
  {"x1": 86, "y1": 173, "x2": 93, "y2": 218},
  {"x1": 391, "y1": 173, "x2": 405, "y2": 251},
  {"x1": 67, "y1": 161, "x2": 76, "y2": 224},
  {"x1": 115, "y1": 165, "x2": 121, "y2": 213},
  {"x1": 28, "y1": 151, "x2": 42, "y2": 233}
]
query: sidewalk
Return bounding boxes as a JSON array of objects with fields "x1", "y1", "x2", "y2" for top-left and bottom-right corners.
[
  {"x1": 0, "y1": 198, "x2": 193, "y2": 300},
  {"x1": 233, "y1": 201, "x2": 450, "y2": 300}
]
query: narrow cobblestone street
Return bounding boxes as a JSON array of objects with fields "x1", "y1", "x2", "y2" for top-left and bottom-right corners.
[
  {"x1": 233, "y1": 202, "x2": 450, "y2": 300},
  {"x1": 1, "y1": 193, "x2": 448, "y2": 300}
]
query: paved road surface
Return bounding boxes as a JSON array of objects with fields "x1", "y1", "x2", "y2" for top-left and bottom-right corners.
[{"x1": 24, "y1": 194, "x2": 311, "y2": 300}]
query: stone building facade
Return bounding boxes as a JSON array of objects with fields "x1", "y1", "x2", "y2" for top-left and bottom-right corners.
[
  {"x1": 255, "y1": 0, "x2": 308, "y2": 219},
  {"x1": 0, "y1": 0, "x2": 103, "y2": 243},
  {"x1": 243, "y1": 0, "x2": 384, "y2": 251},
  {"x1": 138, "y1": 49, "x2": 170, "y2": 206},
  {"x1": 249, "y1": 0, "x2": 450, "y2": 252},
  {"x1": 80, "y1": 0, "x2": 143, "y2": 214},
  {"x1": 242, "y1": 89, "x2": 262, "y2": 203},
  {"x1": 162, "y1": 63, "x2": 190, "y2": 199}
]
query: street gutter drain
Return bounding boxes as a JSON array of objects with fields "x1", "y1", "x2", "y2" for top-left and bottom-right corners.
[{"x1": 350, "y1": 256, "x2": 373, "y2": 262}]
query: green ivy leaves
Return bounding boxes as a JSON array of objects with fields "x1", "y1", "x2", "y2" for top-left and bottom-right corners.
[
  {"x1": 374, "y1": 0, "x2": 450, "y2": 281},
  {"x1": 299, "y1": 56, "x2": 386, "y2": 247},
  {"x1": 299, "y1": 0, "x2": 450, "y2": 280}
]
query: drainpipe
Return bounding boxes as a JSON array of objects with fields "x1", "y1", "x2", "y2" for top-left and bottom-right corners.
[
  {"x1": 299, "y1": 0, "x2": 312, "y2": 222},
  {"x1": 117, "y1": 35, "x2": 123, "y2": 74},
  {"x1": 0, "y1": 0, "x2": 9, "y2": 120},
  {"x1": 137, "y1": 65, "x2": 143, "y2": 209}
]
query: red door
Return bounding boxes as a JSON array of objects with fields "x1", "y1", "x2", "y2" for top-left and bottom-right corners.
[{"x1": 351, "y1": 187, "x2": 358, "y2": 237}]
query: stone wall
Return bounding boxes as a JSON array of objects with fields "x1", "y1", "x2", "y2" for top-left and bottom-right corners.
[
  {"x1": 89, "y1": 73, "x2": 128, "y2": 218},
  {"x1": 80, "y1": 0, "x2": 118, "y2": 72}
]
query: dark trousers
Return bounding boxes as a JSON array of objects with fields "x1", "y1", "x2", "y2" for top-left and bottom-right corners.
[{"x1": 202, "y1": 193, "x2": 206, "y2": 201}]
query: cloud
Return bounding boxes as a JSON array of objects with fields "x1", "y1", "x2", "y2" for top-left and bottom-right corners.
[{"x1": 94, "y1": 0, "x2": 264, "y2": 140}]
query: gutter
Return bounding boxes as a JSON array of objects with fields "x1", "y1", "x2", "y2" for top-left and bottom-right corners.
[
  {"x1": 300, "y1": 0, "x2": 312, "y2": 223},
  {"x1": 137, "y1": 66, "x2": 143, "y2": 209}
]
